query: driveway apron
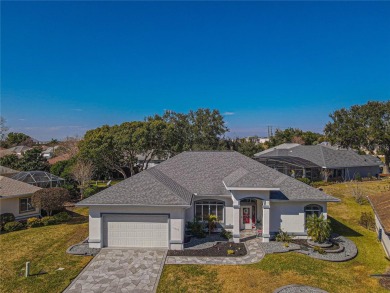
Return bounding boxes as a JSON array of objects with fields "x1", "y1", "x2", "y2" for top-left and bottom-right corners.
[{"x1": 64, "y1": 249, "x2": 167, "y2": 293}]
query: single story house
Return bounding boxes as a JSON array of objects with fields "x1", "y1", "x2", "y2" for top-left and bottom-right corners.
[
  {"x1": 368, "y1": 193, "x2": 390, "y2": 257},
  {"x1": 6, "y1": 145, "x2": 32, "y2": 157},
  {"x1": 0, "y1": 176, "x2": 41, "y2": 219},
  {"x1": 78, "y1": 151, "x2": 339, "y2": 250},
  {"x1": 254, "y1": 143, "x2": 381, "y2": 181},
  {"x1": 41, "y1": 146, "x2": 59, "y2": 159},
  {"x1": 0, "y1": 165, "x2": 19, "y2": 177}
]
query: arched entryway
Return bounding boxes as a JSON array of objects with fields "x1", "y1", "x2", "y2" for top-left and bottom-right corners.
[{"x1": 239, "y1": 197, "x2": 264, "y2": 240}]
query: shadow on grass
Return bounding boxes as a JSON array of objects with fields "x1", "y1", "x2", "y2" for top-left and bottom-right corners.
[
  {"x1": 66, "y1": 210, "x2": 88, "y2": 225},
  {"x1": 329, "y1": 216, "x2": 362, "y2": 237}
]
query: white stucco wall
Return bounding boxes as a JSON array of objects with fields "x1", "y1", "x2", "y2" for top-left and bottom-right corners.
[
  {"x1": 269, "y1": 201, "x2": 327, "y2": 236},
  {"x1": 88, "y1": 205, "x2": 186, "y2": 250},
  {"x1": 0, "y1": 196, "x2": 40, "y2": 219},
  {"x1": 374, "y1": 214, "x2": 390, "y2": 257}
]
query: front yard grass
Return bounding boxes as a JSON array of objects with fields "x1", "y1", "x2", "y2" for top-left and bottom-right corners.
[
  {"x1": 158, "y1": 179, "x2": 390, "y2": 293},
  {"x1": 0, "y1": 207, "x2": 91, "y2": 293}
]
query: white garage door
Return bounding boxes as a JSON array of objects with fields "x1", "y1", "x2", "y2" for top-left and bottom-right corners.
[{"x1": 103, "y1": 214, "x2": 169, "y2": 248}]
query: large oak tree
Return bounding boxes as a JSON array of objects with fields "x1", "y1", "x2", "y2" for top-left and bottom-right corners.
[{"x1": 324, "y1": 101, "x2": 390, "y2": 173}]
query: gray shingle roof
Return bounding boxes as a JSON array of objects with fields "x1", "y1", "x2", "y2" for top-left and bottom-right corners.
[
  {"x1": 79, "y1": 151, "x2": 338, "y2": 206},
  {"x1": 0, "y1": 176, "x2": 41, "y2": 198},
  {"x1": 255, "y1": 144, "x2": 380, "y2": 168}
]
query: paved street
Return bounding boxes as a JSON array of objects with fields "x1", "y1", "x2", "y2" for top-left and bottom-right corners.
[{"x1": 64, "y1": 249, "x2": 167, "y2": 293}]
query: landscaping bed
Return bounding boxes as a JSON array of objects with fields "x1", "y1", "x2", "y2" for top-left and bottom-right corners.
[
  {"x1": 168, "y1": 242, "x2": 247, "y2": 257},
  {"x1": 291, "y1": 239, "x2": 340, "y2": 251}
]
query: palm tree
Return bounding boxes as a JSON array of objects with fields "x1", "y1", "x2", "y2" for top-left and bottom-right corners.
[{"x1": 306, "y1": 214, "x2": 331, "y2": 243}]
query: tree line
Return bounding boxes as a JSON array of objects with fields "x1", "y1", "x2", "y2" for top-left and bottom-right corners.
[{"x1": 0, "y1": 100, "x2": 389, "y2": 197}]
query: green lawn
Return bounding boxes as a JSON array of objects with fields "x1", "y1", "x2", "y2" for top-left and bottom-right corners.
[
  {"x1": 158, "y1": 179, "x2": 390, "y2": 293},
  {"x1": 0, "y1": 207, "x2": 91, "y2": 293}
]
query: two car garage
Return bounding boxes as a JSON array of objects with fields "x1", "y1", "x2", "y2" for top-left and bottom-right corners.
[{"x1": 102, "y1": 214, "x2": 169, "y2": 248}]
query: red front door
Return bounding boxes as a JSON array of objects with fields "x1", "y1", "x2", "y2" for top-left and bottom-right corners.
[{"x1": 243, "y1": 207, "x2": 250, "y2": 224}]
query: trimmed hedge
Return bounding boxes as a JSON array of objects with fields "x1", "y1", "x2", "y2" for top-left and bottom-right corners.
[
  {"x1": 41, "y1": 216, "x2": 57, "y2": 226},
  {"x1": 53, "y1": 212, "x2": 71, "y2": 222},
  {"x1": 4, "y1": 221, "x2": 24, "y2": 232},
  {"x1": 0, "y1": 213, "x2": 15, "y2": 225},
  {"x1": 27, "y1": 217, "x2": 43, "y2": 228}
]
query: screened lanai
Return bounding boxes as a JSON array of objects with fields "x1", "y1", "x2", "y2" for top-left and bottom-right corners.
[
  {"x1": 11, "y1": 171, "x2": 65, "y2": 188},
  {"x1": 255, "y1": 156, "x2": 322, "y2": 181}
]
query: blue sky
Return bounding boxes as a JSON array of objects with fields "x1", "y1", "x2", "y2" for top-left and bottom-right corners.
[{"x1": 1, "y1": 1, "x2": 389, "y2": 140}]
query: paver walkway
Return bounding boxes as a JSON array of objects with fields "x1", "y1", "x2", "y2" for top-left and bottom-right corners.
[
  {"x1": 64, "y1": 249, "x2": 167, "y2": 293},
  {"x1": 165, "y1": 238, "x2": 265, "y2": 265}
]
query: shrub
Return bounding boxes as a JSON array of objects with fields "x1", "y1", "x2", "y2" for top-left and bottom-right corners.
[
  {"x1": 313, "y1": 246, "x2": 326, "y2": 254},
  {"x1": 351, "y1": 184, "x2": 368, "y2": 205},
  {"x1": 220, "y1": 229, "x2": 233, "y2": 240},
  {"x1": 27, "y1": 217, "x2": 43, "y2": 228},
  {"x1": 275, "y1": 229, "x2": 293, "y2": 243},
  {"x1": 206, "y1": 215, "x2": 218, "y2": 235},
  {"x1": 187, "y1": 219, "x2": 206, "y2": 238},
  {"x1": 227, "y1": 249, "x2": 235, "y2": 255},
  {"x1": 83, "y1": 185, "x2": 101, "y2": 198},
  {"x1": 354, "y1": 172, "x2": 362, "y2": 182},
  {"x1": 359, "y1": 212, "x2": 375, "y2": 230},
  {"x1": 306, "y1": 214, "x2": 331, "y2": 243},
  {"x1": 297, "y1": 178, "x2": 311, "y2": 185},
  {"x1": 53, "y1": 211, "x2": 71, "y2": 222},
  {"x1": 32, "y1": 187, "x2": 70, "y2": 216},
  {"x1": 0, "y1": 213, "x2": 15, "y2": 229},
  {"x1": 4, "y1": 221, "x2": 24, "y2": 232},
  {"x1": 41, "y1": 216, "x2": 57, "y2": 226}
]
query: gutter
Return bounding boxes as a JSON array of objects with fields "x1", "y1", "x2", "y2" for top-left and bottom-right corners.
[
  {"x1": 76, "y1": 203, "x2": 192, "y2": 208},
  {"x1": 367, "y1": 196, "x2": 390, "y2": 236}
]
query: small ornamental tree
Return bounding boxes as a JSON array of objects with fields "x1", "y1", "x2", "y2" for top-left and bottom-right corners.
[
  {"x1": 31, "y1": 187, "x2": 70, "y2": 216},
  {"x1": 206, "y1": 215, "x2": 218, "y2": 235},
  {"x1": 306, "y1": 214, "x2": 332, "y2": 243}
]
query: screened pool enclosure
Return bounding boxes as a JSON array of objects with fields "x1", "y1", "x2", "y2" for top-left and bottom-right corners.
[{"x1": 11, "y1": 171, "x2": 65, "y2": 188}]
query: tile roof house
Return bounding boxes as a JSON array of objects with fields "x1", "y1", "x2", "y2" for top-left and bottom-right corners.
[
  {"x1": 369, "y1": 193, "x2": 390, "y2": 257},
  {"x1": 78, "y1": 151, "x2": 339, "y2": 250},
  {"x1": 254, "y1": 144, "x2": 382, "y2": 181},
  {"x1": 0, "y1": 176, "x2": 41, "y2": 219}
]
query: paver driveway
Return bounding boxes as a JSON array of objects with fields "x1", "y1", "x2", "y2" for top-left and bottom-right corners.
[{"x1": 65, "y1": 249, "x2": 167, "y2": 293}]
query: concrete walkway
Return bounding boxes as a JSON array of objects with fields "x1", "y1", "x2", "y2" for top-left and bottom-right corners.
[
  {"x1": 64, "y1": 249, "x2": 167, "y2": 293},
  {"x1": 165, "y1": 238, "x2": 265, "y2": 265}
]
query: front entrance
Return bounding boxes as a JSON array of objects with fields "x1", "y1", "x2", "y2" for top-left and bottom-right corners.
[{"x1": 240, "y1": 206, "x2": 252, "y2": 230}]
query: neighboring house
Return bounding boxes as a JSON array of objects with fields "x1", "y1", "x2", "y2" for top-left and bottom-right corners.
[
  {"x1": 254, "y1": 143, "x2": 381, "y2": 181},
  {"x1": 136, "y1": 153, "x2": 167, "y2": 169},
  {"x1": 0, "y1": 148, "x2": 14, "y2": 158},
  {"x1": 11, "y1": 171, "x2": 65, "y2": 188},
  {"x1": 0, "y1": 166, "x2": 19, "y2": 177},
  {"x1": 369, "y1": 193, "x2": 390, "y2": 257},
  {"x1": 78, "y1": 151, "x2": 339, "y2": 250},
  {"x1": 48, "y1": 153, "x2": 71, "y2": 165},
  {"x1": 245, "y1": 137, "x2": 270, "y2": 144},
  {"x1": 0, "y1": 176, "x2": 41, "y2": 219},
  {"x1": 6, "y1": 146, "x2": 32, "y2": 157},
  {"x1": 41, "y1": 146, "x2": 59, "y2": 159}
]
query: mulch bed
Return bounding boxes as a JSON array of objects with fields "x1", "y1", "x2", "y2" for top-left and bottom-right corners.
[
  {"x1": 292, "y1": 239, "x2": 340, "y2": 251},
  {"x1": 379, "y1": 269, "x2": 390, "y2": 290},
  {"x1": 167, "y1": 242, "x2": 247, "y2": 257}
]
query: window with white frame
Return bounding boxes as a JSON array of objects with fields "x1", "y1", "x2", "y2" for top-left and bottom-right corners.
[
  {"x1": 194, "y1": 200, "x2": 224, "y2": 222},
  {"x1": 20, "y1": 197, "x2": 35, "y2": 213},
  {"x1": 304, "y1": 204, "x2": 322, "y2": 218}
]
